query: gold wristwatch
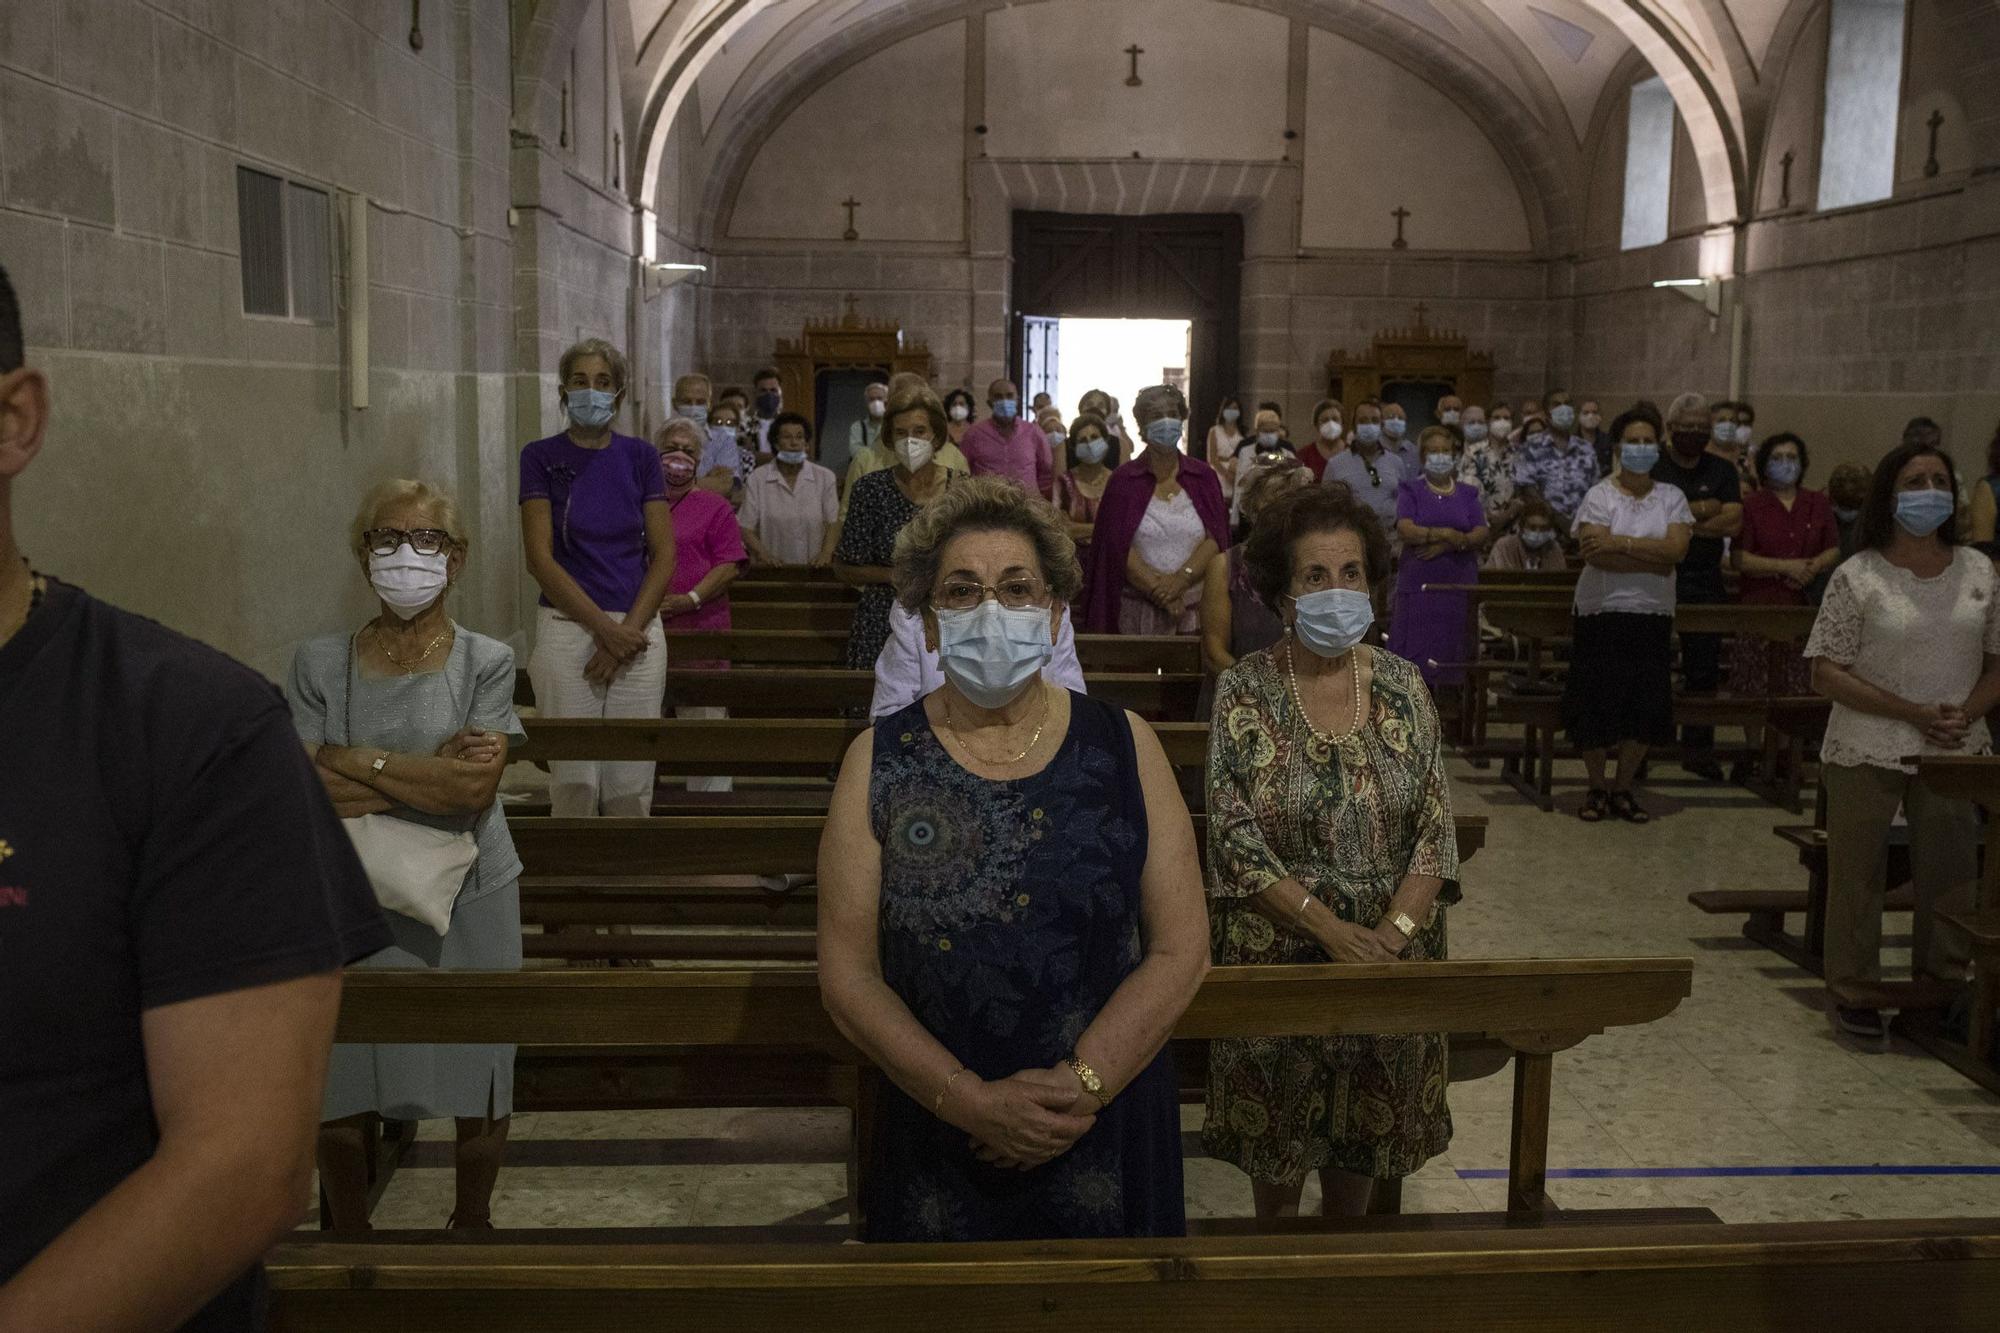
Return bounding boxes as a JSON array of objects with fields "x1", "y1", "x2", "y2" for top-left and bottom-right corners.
[
  {"x1": 1066, "y1": 1055, "x2": 1108, "y2": 1109},
  {"x1": 1387, "y1": 911, "x2": 1419, "y2": 941}
]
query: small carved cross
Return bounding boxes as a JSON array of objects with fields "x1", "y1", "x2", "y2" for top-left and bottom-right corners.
[
  {"x1": 1124, "y1": 44, "x2": 1144, "y2": 87},
  {"x1": 1391, "y1": 205, "x2": 1410, "y2": 250},
  {"x1": 840, "y1": 196, "x2": 861, "y2": 241},
  {"x1": 409, "y1": 0, "x2": 423, "y2": 51},
  {"x1": 1779, "y1": 149, "x2": 1794, "y2": 208},
  {"x1": 1925, "y1": 109, "x2": 1944, "y2": 178}
]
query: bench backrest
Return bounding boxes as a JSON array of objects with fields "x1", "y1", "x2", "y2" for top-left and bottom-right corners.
[{"x1": 660, "y1": 630, "x2": 1203, "y2": 674}]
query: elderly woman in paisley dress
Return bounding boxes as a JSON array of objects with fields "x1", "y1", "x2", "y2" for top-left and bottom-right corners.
[
  {"x1": 1202, "y1": 484, "x2": 1462, "y2": 1219},
  {"x1": 818, "y1": 476, "x2": 1209, "y2": 1242}
]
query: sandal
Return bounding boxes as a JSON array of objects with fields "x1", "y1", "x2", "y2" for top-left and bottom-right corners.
[
  {"x1": 1608, "y1": 790, "x2": 1651, "y2": 824},
  {"x1": 1578, "y1": 788, "x2": 1609, "y2": 822}
]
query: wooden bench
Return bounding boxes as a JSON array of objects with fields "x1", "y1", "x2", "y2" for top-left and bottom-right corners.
[
  {"x1": 1687, "y1": 824, "x2": 1913, "y2": 974},
  {"x1": 657, "y1": 668, "x2": 1203, "y2": 717},
  {"x1": 727, "y1": 601, "x2": 861, "y2": 632},
  {"x1": 1890, "y1": 756, "x2": 2000, "y2": 1092},
  {"x1": 513, "y1": 717, "x2": 1212, "y2": 775},
  {"x1": 727, "y1": 581, "x2": 858, "y2": 604},
  {"x1": 329, "y1": 958, "x2": 1692, "y2": 1225},
  {"x1": 267, "y1": 1217, "x2": 2000, "y2": 1331},
  {"x1": 659, "y1": 629, "x2": 1205, "y2": 675}
]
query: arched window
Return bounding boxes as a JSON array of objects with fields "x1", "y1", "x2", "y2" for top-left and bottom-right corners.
[
  {"x1": 1620, "y1": 77, "x2": 1674, "y2": 251},
  {"x1": 1816, "y1": 0, "x2": 1906, "y2": 210}
]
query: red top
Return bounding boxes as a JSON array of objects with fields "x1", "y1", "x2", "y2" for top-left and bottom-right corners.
[
  {"x1": 1736, "y1": 486, "x2": 1839, "y2": 605},
  {"x1": 1298, "y1": 440, "x2": 1336, "y2": 483}
]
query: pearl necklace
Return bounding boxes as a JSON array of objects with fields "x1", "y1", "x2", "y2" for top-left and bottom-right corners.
[
  {"x1": 373, "y1": 619, "x2": 453, "y2": 674},
  {"x1": 941, "y1": 681, "x2": 1051, "y2": 765},
  {"x1": 1283, "y1": 636, "x2": 1364, "y2": 745}
]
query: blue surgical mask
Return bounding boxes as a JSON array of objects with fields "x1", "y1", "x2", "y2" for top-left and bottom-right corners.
[
  {"x1": 1526, "y1": 430, "x2": 1552, "y2": 450},
  {"x1": 1076, "y1": 437, "x2": 1108, "y2": 464},
  {"x1": 1521, "y1": 528, "x2": 1555, "y2": 550},
  {"x1": 1834, "y1": 505, "x2": 1861, "y2": 524},
  {"x1": 1424, "y1": 453, "x2": 1457, "y2": 477},
  {"x1": 777, "y1": 449, "x2": 807, "y2": 466},
  {"x1": 1222, "y1": 408, "x2": 1241, "y2": 424},
  {"x1": 1143, "y1": 417, "x2": 1185, "y2": 452},
  {"x1": 1440, "y1": 410, "x2": 1461, "y2": 426},
  {"x1": 1766, "y1": 458, "x2": 1801, "y2": 487},
  {"x1": 1620, "y1": 442, "x2": 1660, "y2": 475},
  {"x1": 756, "y1": 391, "x2": 781, "y2": 416},
  {"x1": 1383, "y1": 418, "x2": 1407, "y2": 440},
  {"x1": 1462, "y1": 422, "x2": 1489, "y2": 444},
  {"x1": 1354, "y1": 423, "x2": 1382, "y2": 446},
  {"x1": 1289, "y1": 588, "x2": 1375, "y2": 659},
  {"x1": 678, "y1": 402, "x2": 709, "y2": 427},
  {"x1": 935, "y1": 600, "x2": 1052, "y2": 708},
  {"x1": 1895, "y1": 489, "x2": 1955, "y2": 538},
  {"x1": 992, "y1": 398, "x2": 1018, "y2": 421},
  {"x1": 566, "y1": 387, "x2": 616, "y2": 429},
  {"x1": 1551, "y1": 405, "x2": 1576, "y2": 431},
  {"x1": 1257, "y1": 431, "x2": 1280, "y2": 449}
]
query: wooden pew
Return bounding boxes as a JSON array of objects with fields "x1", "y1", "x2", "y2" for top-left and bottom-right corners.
[
  {"x1": 738, "y1": 564, "x2": 842, "y2": 583},
  {"x1": 268, "y1": 1217, "x2": 2000, "y2": 1332},
  {"x1": 661, "y1": 629, "x2": 1205, "y2": 675},
  {"x1": 1888, "y1": 756, "x2": 2000, "y2": 1091},
  {"x1": 514, "y1": 717, "x2": 1212, "y2": 775},
  {"x1": 1688, "y1": 823, "x2": 1913, "y2": 975},
  {"x1": 1482, "y1": 601, "x2": 1826, "y2": 812},
  {"x1": 659, "y1": 669, "x2": 1203, "y2": 717},
  {"x1": 727, "y1": 581, "x2": 857, "y2": 604},
  {"x1": 727, "y1": 601, "x2": 861, "y2": 632},
  {"x1": 329, "y1": 957, "x2": 1692, "y2": 1224}
]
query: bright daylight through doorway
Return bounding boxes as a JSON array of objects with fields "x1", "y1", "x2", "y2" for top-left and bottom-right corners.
[{"x1": 1052, "y1": 318, "x2": 1191, "y2": 426}]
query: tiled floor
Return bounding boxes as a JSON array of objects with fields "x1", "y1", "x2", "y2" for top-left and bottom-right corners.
[{"x1": 343, "y1": 754, "x2": 2000, "y2": 1232}]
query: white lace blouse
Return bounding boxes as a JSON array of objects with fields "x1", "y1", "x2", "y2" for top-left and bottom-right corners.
[{"x1": 1803, "y1": 547, "x2": 2000, "y2": 772}]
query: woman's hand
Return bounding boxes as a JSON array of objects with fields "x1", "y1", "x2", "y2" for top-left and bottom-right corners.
[
  {"x1": 660, "y1": 593, "x2": 698, "y2": 618},
  {"x1": 595, "y1": 619, "x2": 651, "y2": 662},
  {"x1": 1316, "y1": 918, "x2": 1398, "y2": 964},
  {"x1": 1152, "y1": 571, "x2": 1190, "y2": 608},
  {"x1": 1912, "y1": 702, "x2": 1969, "y2": 749},
  {"x1": 956, "y1": 1073, "x2": 1097, "y2": 1170},
  {"x1": 439, "y1": 728, "x2": 505, "y2": 765},
  {"x1": 583, "y1": 647, "x2": 625, "y2": 687}
]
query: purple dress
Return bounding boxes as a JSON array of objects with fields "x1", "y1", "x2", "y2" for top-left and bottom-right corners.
[{"x1": 1389, "y1": 478, "x2": 1483, "y2": 687}]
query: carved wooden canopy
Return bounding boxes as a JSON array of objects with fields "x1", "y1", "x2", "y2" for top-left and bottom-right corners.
[
  {"x1": 773, "y1": 299, "x2": 935, "y2": 435},
  {"x1": 1325, "y1": 305, "x2": 1495, "y2": 420}
]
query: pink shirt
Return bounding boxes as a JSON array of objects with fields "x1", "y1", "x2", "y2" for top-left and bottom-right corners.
[
  {"x1": 959, "y1": 417, "x2": 1054, "y2": 498},
  {"x1": 661, "y1": 487, "x2": 747, "y2": 632}
]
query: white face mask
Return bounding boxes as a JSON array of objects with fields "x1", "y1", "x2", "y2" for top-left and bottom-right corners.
[
  {"x1": 896, "y1": 436, "x2": 934, "y2": 473},
  {"x1": 369, "y1": 546, "x2": 450, "y2": 620},
  {"x1": 867, "y1": 398, "x2": 887, "y2": 419},
  {"x1": 1319, "y1": 419, "x2": 1342, "y2": 442},
  {"x1": 949, "y1": 402, "x2": 970, "y2": 422}
]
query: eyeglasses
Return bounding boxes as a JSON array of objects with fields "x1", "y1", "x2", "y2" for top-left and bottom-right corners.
[
  {"x1": 1363, "y1": 462, "x2": 1381, "y2": 487},
  {"x1": 362, "y1": 527, "x2": 457, "y2": 557},
  {"x1": 933, "y1": 577, "x2": 1049, "y2": 611}
]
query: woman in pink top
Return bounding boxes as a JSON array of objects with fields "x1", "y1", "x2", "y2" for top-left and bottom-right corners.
[{"x1": 657, "y1": 419, "x2": 749, "y2": 790}]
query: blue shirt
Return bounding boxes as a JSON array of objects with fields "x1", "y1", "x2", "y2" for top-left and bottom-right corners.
[{"x1": 1323, "y1": 448, "x2": 1406, "y2": 534}]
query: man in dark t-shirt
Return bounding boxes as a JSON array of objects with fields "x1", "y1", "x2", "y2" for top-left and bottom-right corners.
[
  {"x1": 0, "y1": 265, "x2": 390, "y2": 1330},
  {"x1": 1653, "y1": 393, "x2": 1745, "y2": 780}
]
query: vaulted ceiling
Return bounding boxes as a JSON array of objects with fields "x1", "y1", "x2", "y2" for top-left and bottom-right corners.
[{"x1": 524, "y1": 0, "x2": 1806, "y2": 245}]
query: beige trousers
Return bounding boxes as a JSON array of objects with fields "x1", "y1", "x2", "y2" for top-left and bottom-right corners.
[{"x1": 1821, "y1": 761, "x2": 1978, "y2": 988}]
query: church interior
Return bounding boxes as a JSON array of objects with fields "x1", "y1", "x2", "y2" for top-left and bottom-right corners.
[{"x1": 5, "y1": 0, "x2": 2000, "y2": 1327}]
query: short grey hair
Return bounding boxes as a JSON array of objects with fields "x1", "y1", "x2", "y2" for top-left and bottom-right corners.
[
  {"x1": 656, "y1": 417, "x2": 702, "y2": 451},
  {"x1": 1665, "y1": 391, "x2": 1708, "y2": 427},
  {"x1": 1133, "y1": 383, "x2": 1187, "y2": 425},
  {"x1": 559, "y1": 337, "x2": 628, "y2": 392},
  {"x1": 890, "y1": 475, "x2": 1084, "y2": 613}
]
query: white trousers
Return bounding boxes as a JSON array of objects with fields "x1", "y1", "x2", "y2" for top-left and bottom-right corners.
[
  {"x1": 527, "y1": 606, "x2": 667, "y2": 817},
  {"x1": 673, "y1": 704, "x2": 733, "y2": 793}
]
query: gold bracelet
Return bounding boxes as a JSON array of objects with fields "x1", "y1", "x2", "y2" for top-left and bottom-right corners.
[{"x1": 933, "y1": 1067, "x2": 969, "y2": 1117}]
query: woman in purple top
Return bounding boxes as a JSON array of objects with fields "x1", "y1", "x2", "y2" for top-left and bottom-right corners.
[
  {"x1": 1389, "y1": 426, "x2": 1488, "y2": 689},
  {"x1": 519, "y1": 337, "x2": 676, "y2": 817}
]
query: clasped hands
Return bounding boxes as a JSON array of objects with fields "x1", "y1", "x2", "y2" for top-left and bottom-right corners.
[
  {"x1": 315, "y1": 728, "x2": 502, "y2": 819},
  {"x1": 949, "y1": 1064, "x2": 1101, "y2": 1172},
  {"x1": 1413, "y1": 528, "x2": 1473, "y2": 561},
  {"x1": 1144, "y1": 569, "x2": 1193, "y2": 614},
  {"x1": 1912, "y1": 701, "x2": 1971, "y2": 750},
  {"x1": 584, "y1": 616, "x2": 653, "y2": 686}
]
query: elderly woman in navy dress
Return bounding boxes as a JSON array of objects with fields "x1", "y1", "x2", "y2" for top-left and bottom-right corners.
[
  {"x1": 288, "y1": 479, "x2": 525, "y2": 1230},
  {"x1": 818, "y1": 476, "x2": 1209, "y2": 1241}
]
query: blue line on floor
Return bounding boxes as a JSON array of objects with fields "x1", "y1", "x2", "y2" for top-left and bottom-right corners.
[{"x1": 1456, "y1": 1165, "x2": 2000, "y2": 1179}]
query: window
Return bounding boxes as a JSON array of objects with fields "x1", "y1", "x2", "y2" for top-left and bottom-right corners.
[
  {"x1": 1817, "y1": 0, "x2": 1905, "y2": 210},
  {"x1": 235, "y1": 166, "x2": 334, "y2": 322},
  {"x1": 1620, "y1": 77, "x2": 1674, "y2": 251}
]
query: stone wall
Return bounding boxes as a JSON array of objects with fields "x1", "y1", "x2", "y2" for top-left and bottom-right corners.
[{"x1": 2, "y1": 0, "x2": 677, "y2": 678}]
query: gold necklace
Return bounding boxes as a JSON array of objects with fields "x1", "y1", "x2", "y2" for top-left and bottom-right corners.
[
  {"x1": 942, "y1": 681, "x2": 1051, "y2": 765},
  {"x1": 374, "y1": 620, "x2": 453, "y2": 674},
  {"x1": 1284, "y1": 636, "x2": 1364, "y2": 745}
]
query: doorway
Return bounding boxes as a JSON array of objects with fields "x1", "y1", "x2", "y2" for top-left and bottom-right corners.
[
  {"x1": 1037, "y1": 317, "x2": 1191, "y2": 427},
  {"x1": 1010, "y1": 211, "x2": 1241, "y2": 438}
]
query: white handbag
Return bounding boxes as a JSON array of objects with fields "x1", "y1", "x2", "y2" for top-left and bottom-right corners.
[{"x1": 334, "y1": 633, "x2": 480, "y2": 935}]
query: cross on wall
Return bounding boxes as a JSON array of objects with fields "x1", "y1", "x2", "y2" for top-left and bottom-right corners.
[{"x1": 1125, "y1": 45, "x2": 1144, "y2": 86}]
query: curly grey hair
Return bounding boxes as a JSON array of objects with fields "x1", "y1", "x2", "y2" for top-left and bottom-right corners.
[
  {"x1": 559, "y1": 337, "x2": 628, "y2": 392},
  {"x1": 1133, "y1": 383, "x2": 1187, "y2": 425},
  {"x1": 890, "y1": 475, "x2": 1084, "y2": 613}
]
